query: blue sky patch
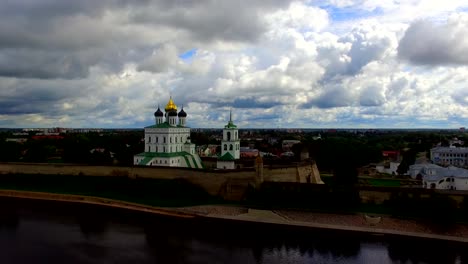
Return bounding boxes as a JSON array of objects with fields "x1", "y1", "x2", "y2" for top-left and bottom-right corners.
[
  {"x1": 179, "y1": 48, "x2": 197, "y2": 61},
  {"x1": 321, "y1": 5, "x2": 384, "y2": 22}
]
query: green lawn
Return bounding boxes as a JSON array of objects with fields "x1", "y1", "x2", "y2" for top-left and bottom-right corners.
[
  {"x1": 0, "y1": 174, "x2": 223, "y2": 207},
  {"x1": 366, "y1": 178, "x2": 401, "y2": 187}
]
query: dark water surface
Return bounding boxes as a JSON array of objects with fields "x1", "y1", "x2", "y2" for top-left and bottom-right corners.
[{"x1": 0, "y1": 197, "x2": 466, "y2": 264}]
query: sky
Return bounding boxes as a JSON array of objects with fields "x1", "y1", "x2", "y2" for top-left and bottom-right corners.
[{"x1": 1, "y1": 0, "x2": 468, "y2": 129}]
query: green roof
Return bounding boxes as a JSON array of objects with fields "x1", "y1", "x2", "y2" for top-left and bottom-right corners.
[
  {"x1": 145, "y1": 122, "x2": 187, "y2": 129},
  {"x1": 224, "y1": 120, "x2": 237, "y2": 129},
  {"x1": 218, "y1": 152, "x2": 235, "y2": 161},
  {"x1": 138, "y1": 156, "x2": 154, "y2": 165},
  {"x1": 135, "y1": 151, "x2": 191, "y2": 158}
]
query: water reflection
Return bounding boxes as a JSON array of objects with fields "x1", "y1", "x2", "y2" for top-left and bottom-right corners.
[
  {"x1": 0, "y1": 200, "x2": 20, "y2": 231},
  {"x1": 77, "y1": 207, "x2": 108, "y2": 238},
  {"x1": 0, "y1": 197, "x2": 465, "y2": 264},
  {"x1": 145, "y1": 223, "x2": 194, "y2": 264},
  {"x1": 387, "y1": 238, "x2": 464, "y2": 264}
]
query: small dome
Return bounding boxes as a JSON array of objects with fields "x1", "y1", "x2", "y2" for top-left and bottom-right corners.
[
  {"x1": 168, "y1": 110, "x2": 178, "y2": 116},
  {"x1": 154, "y1": 107, "x2": 163, "y2": 117},
  {"x1": 178, "y1": 108, "x2": 187, "y2": 117}
]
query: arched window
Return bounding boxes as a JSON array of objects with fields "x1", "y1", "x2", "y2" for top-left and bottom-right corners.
[
  {"x1": 230, "y1": 144, "x2": 233, "y2": 150},
  {"x1": 164, "y1": 137, "x2": 166, "y2": 143},
  {"x1": 235, "y1": 132, "x2": 237, "y2": 139},
  {"x1": 148, "y1": 146, "x2": 151, "y2": 152},
  {"x1": 224, "y1": 144, "x2": 227, "y2": 150},
  {"x1": 156, "y1": 137, "x2": 158, "y2": 143},
  {"x1": 227, "y1": 131, "x2": 231, "y2": 141}
]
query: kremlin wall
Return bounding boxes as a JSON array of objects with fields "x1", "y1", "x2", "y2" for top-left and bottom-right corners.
[{"x1": 0, "y1": 160, "x2": 323, "y2": 200}]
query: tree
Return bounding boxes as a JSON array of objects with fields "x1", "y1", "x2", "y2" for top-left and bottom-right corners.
[
  {"x1": 333, "y1": 160, "x2": 358, "y2": 186},
  {"x1": 397, "y1": 149, "x2": 417, "y2": 175}
]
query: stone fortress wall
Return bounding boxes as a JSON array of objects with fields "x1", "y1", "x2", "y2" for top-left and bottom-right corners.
[
  {"x1": 0, "y1": 161, "x2": 323, "y2": 200},
  {"x1": 2, "y1": 162, "x2": 468, "y2": 206}
]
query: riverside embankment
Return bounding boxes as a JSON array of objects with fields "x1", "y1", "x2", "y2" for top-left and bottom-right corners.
[{"x1": 1, "y1": 189, "x2": 467, "y2": 243}]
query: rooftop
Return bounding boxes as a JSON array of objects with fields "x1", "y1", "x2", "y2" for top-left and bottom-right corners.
[
  {"x1": 218, "y1": 152, "x2": 235, "y2": 161},
  {"x1": 145, "y1": 122, "x2": 186, "y2": 129},
  {"x1": 135, "y1": 151, "x2": 192, "y2": 158}
]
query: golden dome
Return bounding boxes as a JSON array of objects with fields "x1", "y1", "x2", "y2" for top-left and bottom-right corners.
[{"x1": 165, "y1": 97, "x2": 177, "y2": 112}]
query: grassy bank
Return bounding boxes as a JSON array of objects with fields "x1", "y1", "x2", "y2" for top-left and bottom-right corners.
[{"x1": 0, "y1": 173, "x2": 222, "y2": 207}]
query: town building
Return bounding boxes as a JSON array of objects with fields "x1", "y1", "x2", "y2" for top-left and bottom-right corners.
[
  {"x1": 240, "y1": 147, "x2": 259, "y2": 158},
  {"x1": 133, "y1": 97, "x2": 203, "y2": 168},
  {"x1": 217, "y1": 110, "x2": 240, "y2": 170},
  {"x1": 375, "y1": 162, "x2": 400, "y2": 175},
  {"x1": 282, "y1": 139, "x2": 301, "y2": 151},
  {"x1": 197, "y1": 144, "x2": 219, "y2": 157},
  {"x1": 376, "y1": 150, "x2": 401, "y2": 175},
  {"x1": 408, "y1": 163, "x2": 468, "y2": 190},
  {"x1": 430, "y1": 146, "x2": 468, "y2": 168}
]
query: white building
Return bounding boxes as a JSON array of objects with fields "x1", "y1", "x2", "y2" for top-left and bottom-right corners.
[
  {"x1": 133, "y1": 97, "x2": 203, "y2": 168},
  {"x1": 217, "y1": 110, "x2": 240, "y2": 170},
  {"x1": 409, "y1": 164, "x2": 468, "y2": 190},
  {"x1": 408, "y1": 163, "x2": 442, "y2": 179},
  {"x1": 376, "y1": 161, "x2": 400, "y2": 175},
  {"x1": 430, "y1": 146, "x2": 468, "y2": 167}
]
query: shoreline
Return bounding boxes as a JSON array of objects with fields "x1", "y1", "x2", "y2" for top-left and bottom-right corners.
[{"x1": 1, "y1": 189, "x2": 467, "y2": 243}]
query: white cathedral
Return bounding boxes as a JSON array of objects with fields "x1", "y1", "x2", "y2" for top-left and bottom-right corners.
[{"x1": 133, "y1": 97, "x2": 203, "y2": 168}]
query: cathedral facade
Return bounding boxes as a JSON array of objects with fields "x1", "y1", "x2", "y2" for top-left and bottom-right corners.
[{"x1": 134, "y1": 97, "x2": 203, "y2": 168}]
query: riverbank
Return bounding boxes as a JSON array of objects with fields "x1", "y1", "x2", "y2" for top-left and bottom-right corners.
[
  {"x1": 1, "y1": 189, "x2": 467, "y2": 243},
  {"x1": 0, "y1": 189, "x2": 196, "y2": 218}
]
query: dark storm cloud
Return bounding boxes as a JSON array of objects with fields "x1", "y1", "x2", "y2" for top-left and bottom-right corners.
[
  {"x1": 0, "y1": 49, "x2": 89, "y2": 79},
  {"x1": 0, "y1": 0, "x2": 292, "y2": 79},
  {"x1": 0, "y1": 78, "x2": 88, "y2": 115},
  {"x1": 199, "y1": 97, "x2": 280, "y2": 109},
  {"x1": 248, "y1": 112, "x2": 280, "y2": 121},
  {"x1": 309, "y1": 95, "x2": 352, "y2": 108},
  {"x1": 398, "y1": 18, "x2": 468, "y2": 65},
  {"x1": 231, "y1": 98, "x2": 278, "y2": 109},
  {"x1": 301, "y1": 82, "x2": 355, "y2": 109},
  {"x1": 128, "y1": 1, "x2": 286, "y2": 43}
]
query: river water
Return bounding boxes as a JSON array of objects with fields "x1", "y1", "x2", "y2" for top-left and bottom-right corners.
[{"x1": 0, "y1": 197, "x2": 466, "y2": 264}]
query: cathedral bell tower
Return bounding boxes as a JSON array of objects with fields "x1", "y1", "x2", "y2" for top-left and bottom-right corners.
[{"x1": 221, "y1": 110, "x2": 240, "y2": 159}]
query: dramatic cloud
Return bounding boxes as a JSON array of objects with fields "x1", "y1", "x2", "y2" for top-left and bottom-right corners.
[{"x1": 0, "y1": 0, "x2": 467, "y2": 128}]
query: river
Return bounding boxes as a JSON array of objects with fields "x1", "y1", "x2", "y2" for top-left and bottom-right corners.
[{"x1": 0, "y1": 197, "x2": 466, "y2": 264}]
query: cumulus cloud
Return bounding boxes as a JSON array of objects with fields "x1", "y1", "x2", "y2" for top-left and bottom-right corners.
[
  {"x1": 398, "y1": 14, "x2": 468, "y2": 65},
  {"x1": 0, "y1": 1, "x2": 467, "y2": 128}
]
